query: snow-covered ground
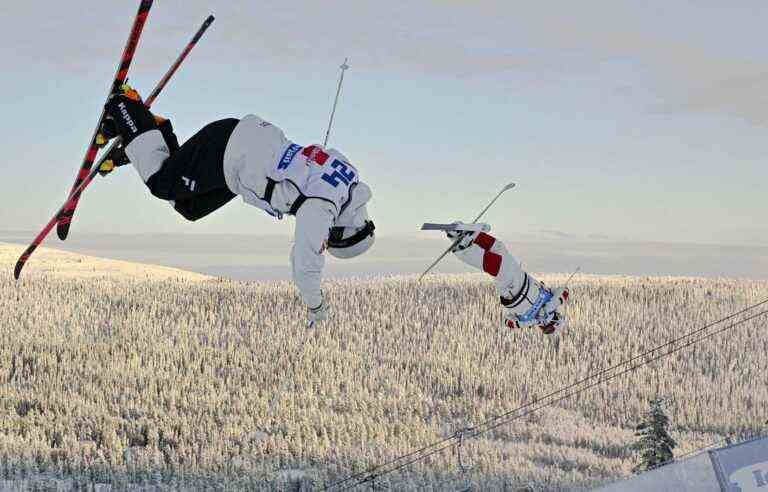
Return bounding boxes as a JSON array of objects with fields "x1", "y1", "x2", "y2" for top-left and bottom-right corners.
[{"x1": 1, "y1": 244, "x2": 766, "y2": 490}]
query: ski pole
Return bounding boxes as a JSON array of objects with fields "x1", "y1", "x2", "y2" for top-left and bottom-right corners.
[
  {"x1": 146, "y1": 15, "x2": 214, "y2": 105},
  {"x1": 323, "y1": 58, "x2": 350, "y2": 147},
  {"x1": 419, "y1": 182, "x2": 516, "y2": 281},
  {"x1": 14, "y1": 15, "x2": 215, "y2": 280}
]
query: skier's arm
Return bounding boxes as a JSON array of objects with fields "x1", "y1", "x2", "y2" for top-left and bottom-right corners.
[{"x1": 291, "y1": 199, "x2": 335, "y2": 309}]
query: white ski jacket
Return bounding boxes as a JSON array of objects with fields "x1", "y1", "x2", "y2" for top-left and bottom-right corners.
[{"x1": 222, "y1": 115, "x2": 360, "y2": 309}]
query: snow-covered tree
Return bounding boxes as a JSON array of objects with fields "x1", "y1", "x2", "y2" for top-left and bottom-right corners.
[{"x1": 632, "y1": 398, "x2": 677, "y2": 472}]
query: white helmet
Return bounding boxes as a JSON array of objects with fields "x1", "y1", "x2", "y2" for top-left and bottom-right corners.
[{"x1": 327, "y1": 182, "x2": 375, "y2": 259}]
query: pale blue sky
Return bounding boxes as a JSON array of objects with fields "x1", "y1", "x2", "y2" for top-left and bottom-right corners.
[{"x1": 1, "y1": 0, "x2": 767, "y2": 247}]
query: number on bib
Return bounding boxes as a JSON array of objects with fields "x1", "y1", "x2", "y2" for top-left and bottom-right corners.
[{"x1": 322, "y1": 159, "x2": 356, "y2": 188}]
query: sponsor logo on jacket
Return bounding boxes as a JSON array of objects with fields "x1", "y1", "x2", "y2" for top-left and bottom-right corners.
[{"x1": 278, "y1": 144, "x2": 303, "y2": 170}]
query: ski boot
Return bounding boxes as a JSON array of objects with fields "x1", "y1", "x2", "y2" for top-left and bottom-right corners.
[
  {"x1": 537, "y1": 287, "x2": 569, "y2": 334},
  {"x1": 502, "y1": 280, "x2": 570, "y2": 335},
  {"x1": 101, "y1": 83, "x2": 158, "y2": 146},
  {"x1": 96, "y1": 84, "x2": 178, "y2": 175},
  {"x1": 445, "y1": 221, "x2": 491, "y2": 252}
]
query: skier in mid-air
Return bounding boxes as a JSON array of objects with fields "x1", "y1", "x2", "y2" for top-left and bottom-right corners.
[
  {"x1": 443, "y1": 223, "x2": 569, "y2": 334},
  {"x1": 97, "y1": 85, "x2": 375, "y2": 326}
]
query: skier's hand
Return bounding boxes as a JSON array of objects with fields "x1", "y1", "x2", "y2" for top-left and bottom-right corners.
[
  {"x1": 447, "y1": 223, "x2": 477, "y2": 252},
  {"x1": 307, "y1": 301, "x2": 329, "y2": 328}
]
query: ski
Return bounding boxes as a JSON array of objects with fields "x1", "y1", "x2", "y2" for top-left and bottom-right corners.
[
  {"x1": 56, "y1": 0, "x2": 154, "y2": 241},
  {"x1": 418, "y1": 182, "x2": 515, "y2": 281},
  {"x1": 420, "y1": 222, "x2": 490, "y2": 233},
  {"x1": 14, "y1": 15, "x2": 215, "y2": 280}
]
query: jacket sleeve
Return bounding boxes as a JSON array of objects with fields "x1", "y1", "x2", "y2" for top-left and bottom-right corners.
[{"x1": 290, "y1": 199, "x2": 335, "y2": 309}]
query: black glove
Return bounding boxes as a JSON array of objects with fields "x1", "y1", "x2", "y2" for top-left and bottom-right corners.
[{"x1": 103, "y1": 92, "x2": 157, "y2": 146}]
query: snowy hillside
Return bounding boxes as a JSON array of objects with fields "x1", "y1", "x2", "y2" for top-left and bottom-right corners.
[
  {"x1": 1, "y1": 244, "x2": 766, "y2": 490},
  {"x1": 1, "y1": 243, "x2": 209, "y2": 281}
]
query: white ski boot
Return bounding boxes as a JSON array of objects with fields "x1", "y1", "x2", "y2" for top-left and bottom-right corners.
[{"x1": 502, "y1": 280, "x2": 570, "y2": 335}]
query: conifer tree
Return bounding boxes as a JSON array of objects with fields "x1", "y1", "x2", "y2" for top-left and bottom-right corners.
[{"x1": 632, "y1": 397, "x2": 677, "y2": 472}]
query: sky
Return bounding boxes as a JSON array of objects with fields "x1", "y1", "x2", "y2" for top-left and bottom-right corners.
[{"x1": 1, "y1": 1, "x2": 767, "y2": 275}]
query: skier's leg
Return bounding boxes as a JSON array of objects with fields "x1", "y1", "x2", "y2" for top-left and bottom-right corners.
[
  {"x1": 144, "y1": 118, "x2": 238, "y2": 201},
  {"x1": 449, "y1": 230, "x2": 568, "y2": 333},
  {"x1": 172, "y1": 189, "x2": 237, "y2": 222},
  {"x1": 452, "y1": 232, "x2": 525, "y2": 298},
  {"x1": 103, "y1": 88, "x2": 238, "y2": 222},
  {"x1": 126, "y1": 118, "x2": 238, "y2": 221}
]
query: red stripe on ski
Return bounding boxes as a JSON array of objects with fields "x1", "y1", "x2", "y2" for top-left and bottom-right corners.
[{"x1": 474, "y1": 232, "x2": 496, "y2": 251}]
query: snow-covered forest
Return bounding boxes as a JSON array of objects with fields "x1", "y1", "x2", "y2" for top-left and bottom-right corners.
[{"x1": 1, "y1": 244, "x2": 766, "y2": 490}]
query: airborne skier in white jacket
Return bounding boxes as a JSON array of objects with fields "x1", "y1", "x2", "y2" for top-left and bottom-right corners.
[{"x1": 98, "y1": 85, "x2": 375, "y2": 326}]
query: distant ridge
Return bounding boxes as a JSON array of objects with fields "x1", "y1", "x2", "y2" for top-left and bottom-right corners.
[{"x1": 0, "y1": 243, "x2": 210, "y2": 281}]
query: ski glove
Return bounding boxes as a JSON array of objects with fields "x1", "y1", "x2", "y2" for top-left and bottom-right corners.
[
  {"x1": 307, "y1": 300, "x2": 329, "y2": 328},
  {"x1": 446, "y1": 224, "x2": 478, "y2": 252}
]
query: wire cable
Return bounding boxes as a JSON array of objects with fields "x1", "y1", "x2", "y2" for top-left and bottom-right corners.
[{"x1": 324, "y1": 297, "x2": 768, "y2": 490}]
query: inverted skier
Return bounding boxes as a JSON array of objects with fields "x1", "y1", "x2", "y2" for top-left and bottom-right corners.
[
  {"x1": 97, "y1": 85, "x2": 375, "y2": 326},
  {"x1": 443, "y1": 223, "x2": 569, "y2": 334}
]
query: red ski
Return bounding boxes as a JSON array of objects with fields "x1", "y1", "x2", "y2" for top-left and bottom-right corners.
[
  {"x1": 56, "y1": 0, "x2": 154, "y2": 241},
  {"x1": 14, "y1": 15, "x2": 215, "y2": 280}
]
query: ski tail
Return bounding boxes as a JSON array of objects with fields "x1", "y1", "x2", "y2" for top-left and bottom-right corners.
[
  {"x1": 14, "y1": 168, "x2": 99, "y2": 279},
  {"x1": 420, "y1": 222, "x2": 490, "y2": 233},
  {"x1": 421, "y1": 223, "x2": 456, "y2": 231},
  {"x1": 56, "y1": 0, "x2": 154, "y2": 241},
  {"x1": 15, "y1": 13, "x2": 214, "y2": 280}
]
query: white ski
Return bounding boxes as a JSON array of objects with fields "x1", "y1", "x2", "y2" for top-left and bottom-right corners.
[{"x1": 421, "y1": 222, "x2": 490, "y2": 233}]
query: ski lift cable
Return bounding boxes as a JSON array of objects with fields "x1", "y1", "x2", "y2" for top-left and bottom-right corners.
[
  {"x1": 471, "y1": 307, "x2": 768, "y2": 438},
  {"x1": 335, "y1": 306, "x2": 768, "y2": 491},
  {"x1": 324, "y1": 297, "x2": 768, "y2": 490}
]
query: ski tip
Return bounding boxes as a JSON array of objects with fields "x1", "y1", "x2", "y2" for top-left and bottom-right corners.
[
  {"x1": 206, "y1": 14, "x2": 215, "y2": 23},
  {"x1": 56, "y1": 224, "x2": 70, "y2": 241},
  {"x1": 502, "y1": 182, "x2": 516, "y2": 191},
  {"x1": 13, "y1": 262, "x2": 23, "y2": 280}
]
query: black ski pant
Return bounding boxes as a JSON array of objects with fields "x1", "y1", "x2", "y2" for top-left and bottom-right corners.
[{"x1": 146, "y1": 118, "x2": 239, "y2": 222}]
